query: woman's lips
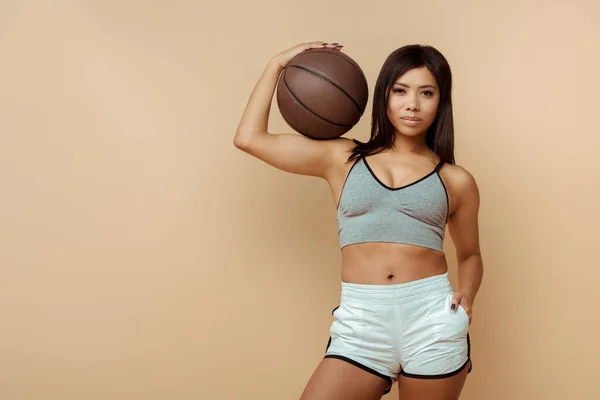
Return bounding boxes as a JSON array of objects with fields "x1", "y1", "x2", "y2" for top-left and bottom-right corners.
[{"x1": 400, "y1": 117, "x2": 422, "y2": 127}]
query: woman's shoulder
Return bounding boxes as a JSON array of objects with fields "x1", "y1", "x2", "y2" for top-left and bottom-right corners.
[
  {"x1": 439, "y1": 162, "x2": 479, "y2": 201},
  {"x1": 332, "y1": 136, "x2": 357, "y2": 150},
  {"x1": 327, "y1": 136, "x2": 358, "y2": 162},
  {"x1": 441, "y1": 162, "x2": 476, "y2": 185},
  {"x1": 320, "y1": 137, "x2": 359, "y2": 183}
]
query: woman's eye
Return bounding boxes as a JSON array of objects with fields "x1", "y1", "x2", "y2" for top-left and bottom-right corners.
[{"x1": 393, "y1": 88, "x2": 434, "y2": 96}]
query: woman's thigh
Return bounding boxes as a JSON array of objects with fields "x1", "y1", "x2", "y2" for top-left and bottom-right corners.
[
  {"x1": 397, "y1": 362, "x2": 469, "y2": 400},
  {"x1": 299, "y1": 357, "x2": 390, "y2": 400}
]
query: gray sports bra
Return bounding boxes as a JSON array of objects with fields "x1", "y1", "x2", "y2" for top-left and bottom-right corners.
[{"x1": 337, "y1": 156, "x2": 449, "y2": 251}]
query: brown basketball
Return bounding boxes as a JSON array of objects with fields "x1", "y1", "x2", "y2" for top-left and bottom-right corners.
[{"x1": 276, "y1": 48, "x2": 369, "y2": 140}]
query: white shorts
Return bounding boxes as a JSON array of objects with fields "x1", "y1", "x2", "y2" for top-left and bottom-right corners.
[{"x1": 324, "y1": 272, "x2": 472, "y2": 395}]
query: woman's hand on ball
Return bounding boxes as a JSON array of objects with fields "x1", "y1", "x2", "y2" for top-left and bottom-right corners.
[{"x1": 272, "y1": 41, "x2": 343, "y2": 69}]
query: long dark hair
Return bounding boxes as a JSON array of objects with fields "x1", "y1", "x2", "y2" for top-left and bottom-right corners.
[{"x1": 347, "y1": 44, "x2": 455, "y2": 165}]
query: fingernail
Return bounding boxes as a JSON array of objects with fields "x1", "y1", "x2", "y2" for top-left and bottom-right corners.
[
  {"x1": 331, "y1": 42, "x2": 339, "y2": 45},
  {"x1": 451, "y1": 304, "x2": 455, "y2": 310}
]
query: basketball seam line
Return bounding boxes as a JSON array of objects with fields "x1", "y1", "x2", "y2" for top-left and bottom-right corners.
[
  {"x1": 283, "y1": 69, "x2": 354, "y2": 129},
  {"x1": 294, "y1": 50, "x2": 368, "y2": 82},
  {"x1": 287, "y1": 64, "x2": 364, "y2": 114},
  {"x1": 278, "y1": 88, "x2": 325, "y2": 139},
  {"x1": 278, "y1": 109, "x2": 329, "y2": 141}
]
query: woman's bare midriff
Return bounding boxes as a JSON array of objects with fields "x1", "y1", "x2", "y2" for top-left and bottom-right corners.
[{"x1": 340, "y1": 242, "x2": 448, "y2": 285}]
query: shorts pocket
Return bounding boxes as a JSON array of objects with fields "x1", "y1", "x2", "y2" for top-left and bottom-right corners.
[
  {"x1": 329, "y1": 300, "x2": 368, "y2": 343},
  {"x1": 457, "y1": 304, "x2": 470, "y2": 328},
  {"x1": 331, "y1": 305, "x2": 340, "y2": 316},
  {"x1": 442, "y1": 293, "x2": 468, "y2": 336}
]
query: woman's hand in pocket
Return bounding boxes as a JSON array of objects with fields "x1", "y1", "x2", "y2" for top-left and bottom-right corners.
[{"x1": 451, "y1": 292, "x2": 472, "y2": 326}]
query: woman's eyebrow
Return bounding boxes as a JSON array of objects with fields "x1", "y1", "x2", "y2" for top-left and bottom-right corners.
[{"x1": 394, "y1": 82, "x2": 437, "y2": 89}]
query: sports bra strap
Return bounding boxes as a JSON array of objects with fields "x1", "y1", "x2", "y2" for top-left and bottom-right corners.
[{"x1": 434, "y1": 160, "x2": 445, "y2": 173}]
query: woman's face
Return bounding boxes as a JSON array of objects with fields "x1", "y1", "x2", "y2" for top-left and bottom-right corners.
[{"x1": 386, "y1": 67, "x2": 440, "y2": 136}]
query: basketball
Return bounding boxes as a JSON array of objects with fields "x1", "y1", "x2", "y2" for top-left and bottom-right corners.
[{"x1": 276, "y1": 48, "x2": 369, "y2": 140}]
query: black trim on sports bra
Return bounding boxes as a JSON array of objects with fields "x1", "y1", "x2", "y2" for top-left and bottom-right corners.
[
  {"x1": 335, "y1": 156, "x2": 362, "y2": 210},
  {"x1": 362, "y1": 157, "x2": 444, "y2": 191},
  {"x1": 435, "y1": 162, "x2": 450, "y2": 224}
]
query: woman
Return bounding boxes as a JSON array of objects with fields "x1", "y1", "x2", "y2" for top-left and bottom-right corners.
[{"x1": 233, "y1": 41, "x2": 484, "y2": 400}]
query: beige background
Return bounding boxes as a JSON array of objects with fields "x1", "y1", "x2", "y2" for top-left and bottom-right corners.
[{"x1": 1, "y1": 1, "x2": 599, "y2": 399}]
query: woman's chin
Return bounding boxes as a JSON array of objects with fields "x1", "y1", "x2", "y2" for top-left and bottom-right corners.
[{"x1": 395, "y1": 127, "x2": 428, "y2": 136}]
